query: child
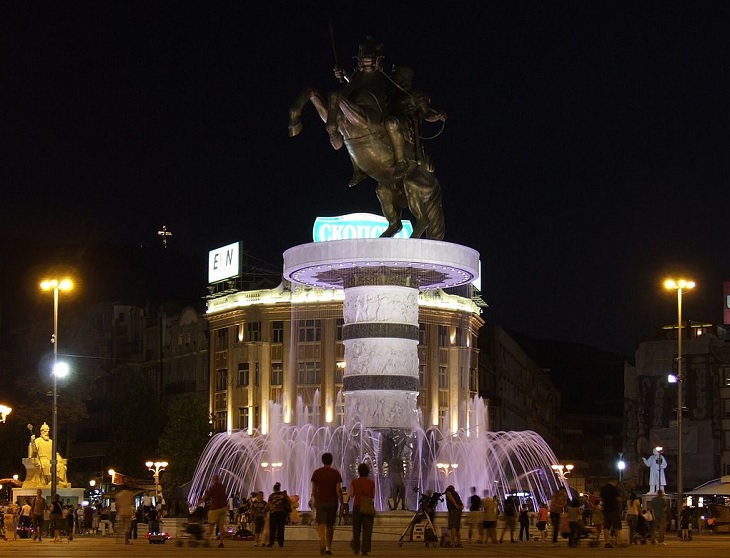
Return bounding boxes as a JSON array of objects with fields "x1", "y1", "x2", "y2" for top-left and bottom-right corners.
[{"x1": 536, "y1": 502, "x2": 549, "y2": 543}]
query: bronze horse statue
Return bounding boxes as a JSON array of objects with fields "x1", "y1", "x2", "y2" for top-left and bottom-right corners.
[{"x1": 288, "y1": 42, "x2": 445, "y2": 240}]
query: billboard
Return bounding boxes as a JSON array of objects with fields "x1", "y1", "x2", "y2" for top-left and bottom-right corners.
[
  {"x1": 313, "y1": 213, "x2": 413, "y2": 242},
  {"x1": 208, "y1": 241, "x2": 241, "y2": 284}
]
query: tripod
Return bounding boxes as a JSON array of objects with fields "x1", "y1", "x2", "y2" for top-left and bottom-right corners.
[{"x1": 397, "y1": 493, "x2": 441, "y2": 547}]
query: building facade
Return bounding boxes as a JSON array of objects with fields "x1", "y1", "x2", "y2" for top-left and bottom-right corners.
[
  {"x1": 205, "y1": 282, "x2": 484, "y2": 435},
  {"x1": 624, "y1": 322, "x2": 730, "y2": 493}
]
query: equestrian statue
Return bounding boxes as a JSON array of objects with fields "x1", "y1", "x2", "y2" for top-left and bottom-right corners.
[{"x1": 288, "y1": 36, "x2": 447, "y2": 240}]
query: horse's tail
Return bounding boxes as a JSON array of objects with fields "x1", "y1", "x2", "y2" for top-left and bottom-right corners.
[{"x1": 424, "y1": 181, "x2": 445, "y2": 240}]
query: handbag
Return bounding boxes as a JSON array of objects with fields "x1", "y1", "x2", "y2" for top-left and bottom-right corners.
[{"x1": 359, "y1": 496, "x2": 376, "y2": 516}]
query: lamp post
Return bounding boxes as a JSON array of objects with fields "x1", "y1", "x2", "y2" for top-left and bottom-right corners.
[
  {"x1": 260, "y1": 461, "x2": 283, "y2": 486},
  {"x1": 40, "y1": 277, "x2": 73, "y2": 500},
  {"x1": 436, "y1": 462, "x2": 459, "y2": 490},
  {"x1": 0, "y1": 404, "x2": 12, "y2": 423},
  {"x1": 664, "y1": 277, "x2": 695, "y2": 536},
  {"x1": 551, "y1": 463, "x2": 574, "y2": 491},
  {"x1": 617, "y1": 453, "x2": 625, "y2": 483},
  {"x1": 145, "y1": 461, "x2": 168, "y2": 504}
]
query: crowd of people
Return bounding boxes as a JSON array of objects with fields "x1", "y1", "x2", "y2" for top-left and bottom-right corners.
[{"x1": 0, "y1": 488, "x2": 165, "y2": 544}]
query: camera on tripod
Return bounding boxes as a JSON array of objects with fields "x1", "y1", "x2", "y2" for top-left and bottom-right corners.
[{"x1": 417, "y1": 490, "x2": 443, "y2": 511}]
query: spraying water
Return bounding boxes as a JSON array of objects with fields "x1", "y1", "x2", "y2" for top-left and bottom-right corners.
[{"x1": 188, "y1": 396, "x2": 565, "y2": 511}]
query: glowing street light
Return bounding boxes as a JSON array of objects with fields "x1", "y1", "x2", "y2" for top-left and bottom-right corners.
[
  {"x1": 145, "y1": 461, "x2": 168, "y2": 503},
  {"x1": 261, "y1": 461, "x2": 283, "y2": 476},
  {"x1": 617, "y1": 453, "x2": 626, "y2": 483},
  {"x1": 40, "y1": 277, "x2": 73, "y2": 500},
  {"x1": 552, "y1": 463, "x2": 574, "y2": 489},
  {"x1": 664, "y1": 277, "x2": 695, "y2": 534},
  {"x1": 436, "y1": 462, "x2": 459, "y2": 485},
  {"x1": 0, "y1": 404, "x2": 12, "y2": 423}
]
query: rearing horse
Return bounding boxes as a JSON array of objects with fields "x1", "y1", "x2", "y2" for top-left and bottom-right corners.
[{"x1": 288, "y1": 66, "x2": 445, "y2": 240}]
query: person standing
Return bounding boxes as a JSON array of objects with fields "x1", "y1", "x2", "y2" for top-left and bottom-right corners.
[
  {"x1": 626, "y1": 491, "x2": 641, "y2": 544},
  {"x1": 311, "y1": 452, "x2": 343, "y2": 555},
  {"x1": 650, "y1": 490, "x2": 668, "y2": 544},
  {"x1": 114, "y1": 484, "x2": 136, "y2": 544},
  {"x1": 50, "y1": 493, "x2": 63, "y2": 542},
  {"x1": 200, "y1": 473, "x2": 227, "y2": 548},
  {"x1": 467, "y1": 486, "x2": 482, "y2": 543},
  {"x1": 350, "y1": 463, "x2": 376, "y2": 556},
  {"x1": 250, "y1": 491, "x2": 267, "y2": 546},
  {"x1": 499, "y1": 494, "x2": 517, "y2": 543},
  {"x1": 518, "y1": 504, "x2": 531, "y2": 542},
  {"x1": 30, "y1": 491, "x2": 45, "y2": 540},
  {"x1": 265, "y1": 482, "x2": 290, "y2": 547},
  {"x1": 482, "y1": 494, "x2": 499, "y2": 543},
  {"x1": 600, "y1": 478, "x2": 623, "y2": 547},
  {"x1": 4, "y1": 501, "x2": 18, "y2": 540},
  {"x1": 18, "y1": 498, "x2": 32, "y2": 529},
  {"x1": 445, "y1": 484, "x2": 464, "y2": 547},
  {"x1": 536, "y1": 502, "x2": 549, "y2": 542},
  {"x1": 549, "y1": 486, "x2": 568, "y2": 544}
]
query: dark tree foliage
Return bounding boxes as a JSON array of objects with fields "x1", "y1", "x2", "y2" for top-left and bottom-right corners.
[{"x1": 158, "y1": 395, "x2": 210, "y2": 515}]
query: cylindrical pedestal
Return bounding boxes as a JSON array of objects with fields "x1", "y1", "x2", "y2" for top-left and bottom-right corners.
[
  {"x1": 342, "y1": 283, "x2": 420, "y2": 428},
  {"x1": 283, "y1": 238, "x2": 479, "y2": 431}
]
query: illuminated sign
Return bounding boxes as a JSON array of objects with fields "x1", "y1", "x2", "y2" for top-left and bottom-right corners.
[
  {"x1": 208, "y1": 242, "x2": 241, "y2": 283},
  {"x1": 313, "y1": 213, "x2": 413, "y2": 242}
]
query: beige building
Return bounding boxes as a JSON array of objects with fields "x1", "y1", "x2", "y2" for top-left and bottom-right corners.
[{"x1": 205, "y1": 282, "x2": 484, "y2": 435}]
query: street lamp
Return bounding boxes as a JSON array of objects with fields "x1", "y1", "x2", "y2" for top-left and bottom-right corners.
[
  {"x1": 552, "y1": 463, "x2": 574, "y2": 489},
  {"x1": 664, "y1": 277, "x2": 695, "y2": 535},
  {"x1": 0, "y1": 404, "x2": 12, "y2": 423},
  {"x1": 40, "y1": 277, "x2": 73, "y2": 500},
  {"x1": 145, "y1": 461, "x2": 168, "y2": 503},
  {"x1": 617, "y1": 453, "x2": 626, "y2": 483},
  {"x1": 436, "y1": 462, "x2": 459, "y2": 488}
]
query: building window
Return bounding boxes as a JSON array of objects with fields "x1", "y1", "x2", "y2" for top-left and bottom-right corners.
[
  {"x1": 336, "y1": 318, "x2": 344, "y2": 341},
  {"x1": 271, "y1": 363, "x2": 283, "y2": 386},
  {"x1": 246, "y1": 321, "x2": 261, "y2": 342},
  {"x1": 237, "y1": 363, "x2": 250, "y2": 387},
  {"x1": 238, "y1": 407, "x2": 249, "y2": 431},
  {"x1": 215, "y1": 328, "x2": 229, "y2": 352},
  {"x1": 298, "y1": 361, "x2": 321, "y2": 385},
  {"x1": 254, "y1": 362, "x2": 260, "y2": 386},
  {"x1": 335, "y1": 362, "x2": 344, "y2": 385},
  {"x1": 298, "y1": 319, "x2": 321, "y2": 342},
  {"x1": 272, "y1": 321, "x2": 284, "y2": 343},
  {"x1": 419, "y1": 323, "x2": 427, "y2": 345},
  {"x1": 438, "y1": 366, "x2": 448, "y2": 389},
  {"x1": 419, "y1": 363, "x2": 426, "y2": 388},
  {"x1": 438, "y1": 325, "x2": 448, "y2": 347},
  {"x1": 214, "y1": 410, "x2": 227, "y2": 432},
  {"x1": 215, "y1": 369, "x2": 228, "y2": 392}
]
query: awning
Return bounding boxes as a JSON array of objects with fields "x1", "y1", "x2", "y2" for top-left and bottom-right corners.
[{"x1": 686, "y1": 477, "x2": 730, "y2": 496}]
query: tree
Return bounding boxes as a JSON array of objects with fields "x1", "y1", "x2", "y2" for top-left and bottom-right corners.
[{"x1": 158, "y1": 395, "x2": 210, "y2": 515}]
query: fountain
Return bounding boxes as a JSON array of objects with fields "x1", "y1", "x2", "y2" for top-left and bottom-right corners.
[{"x1": 190, "y1": 36, "x2": 567, "y2": 513}]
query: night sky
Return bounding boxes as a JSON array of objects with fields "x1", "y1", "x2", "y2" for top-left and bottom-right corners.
[{"x1": 3, "y1": 1, "x2": 729, "y2": 356}]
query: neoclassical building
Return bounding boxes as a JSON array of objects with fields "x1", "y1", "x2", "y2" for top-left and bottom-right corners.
[{"x1": 205, "y1": 280, "x2": 484, "y2": 435}]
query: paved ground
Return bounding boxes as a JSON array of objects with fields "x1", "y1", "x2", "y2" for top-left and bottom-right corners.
[{"x1": 2, "y1": 531, "x2": 729, "y2": 558}]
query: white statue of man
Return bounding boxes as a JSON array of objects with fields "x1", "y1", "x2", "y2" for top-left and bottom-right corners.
[{"x1": 642, "y1": 447, "x2": 667, "y2": 494}]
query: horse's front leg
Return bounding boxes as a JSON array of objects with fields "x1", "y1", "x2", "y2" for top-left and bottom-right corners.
[
  {"x1": 288, "y1": 88, "x2": 329, "y2": 137},
  {"x1": 326, "y1": 92, "x2": 344, "y2": 150},
  {"x1": 288, "y1": 87, "x2": 316, "y2": 137}
]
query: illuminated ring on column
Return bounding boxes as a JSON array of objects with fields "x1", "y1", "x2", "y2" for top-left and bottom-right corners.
[
  {"x1": 342, "y1": 323, "x2": 419, "y2": 341},
  {"x1": 343, "y1": 375, "x2": 419, "y2": 392}
]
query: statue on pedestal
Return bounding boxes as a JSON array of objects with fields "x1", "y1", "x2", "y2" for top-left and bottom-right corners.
[
  {"x1": 23, "y1": 423, "x2": 69, "y2": 488},
  {"x1": 642, "y1": 447, "x2": 667, "y2": 494}
]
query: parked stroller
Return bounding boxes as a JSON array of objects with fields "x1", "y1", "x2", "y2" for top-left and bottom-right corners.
[{"x1": 176, "y1": 506, "x2": 208, "y2": 547}]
